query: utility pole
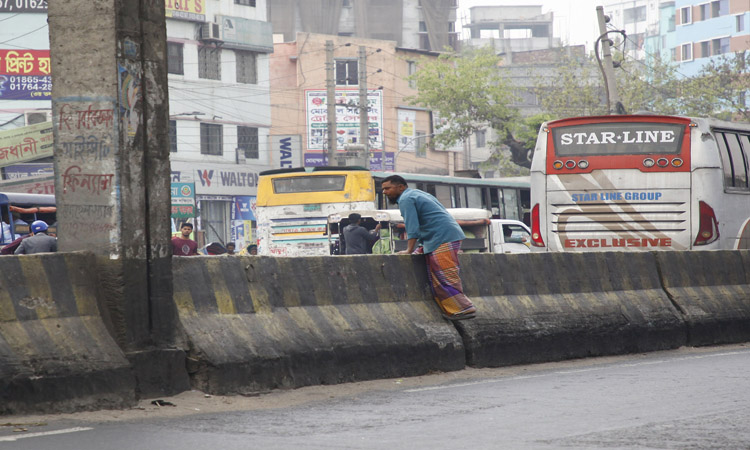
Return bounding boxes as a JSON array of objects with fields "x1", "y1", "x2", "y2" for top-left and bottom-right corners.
[
  {"x1": 596, "y1": 6, "x2": 621, "y2": 114},
  {"x1": 358, "y1": 46, "x2": 370, "y2": 169},
  {"x1": 326, "y1": 40, "x2": 337, "y2": 165}
]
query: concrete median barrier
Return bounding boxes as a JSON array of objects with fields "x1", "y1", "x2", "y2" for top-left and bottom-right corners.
[
  {"x1": 0, "y1": 252, "x2": 135, "y2": 414},
  {"x1": 655, "y1": 250, "x2": 750, "y2": 346},
  {"x1": 171, "y1": 255, "x2": 464, "y2": 395},
  {"x1": 454, "y1": 252, "x2": 687, "y2": 367}
]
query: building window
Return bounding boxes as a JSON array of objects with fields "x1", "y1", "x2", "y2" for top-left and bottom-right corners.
[
  {"x1": 681, "y1": 43, "x2": 693, "y2": 61},
  {"x1": 419, "y1": 21, "x2": 427, "y2": 32},
  {"x1": 711, "y1": 0, "x2": 727, "y2": 18},
  {"x1": 668, "y1": 13, "x2": 676, "y2": 31},
  {"x1": 737, "y1": 15, "x2": 745, "y2": 32},
  {"x1": 475, "y1": 130, "x2": 486, "y2": 148},
  {"x1": 169, "y1": 120, "x2": 177, "y2": 153},
  {"x1": 342, "y1": 0, "x2": 351, "y2": 6},
  {"x1": 407, "y1": 60, "x2": 417, "y2": 89},
  {"x1": 167, "y1": 42, "x2": 184, "y2": 75},
  {"x1": 234, "y1": 0, "x2": 256, "y2": 6},
  {"x1": 238, "y1": 126, "x2": 259, "y2": 159},
  {"x1": 198, "y1": 46, "x2": 221, "y2": 80},
  {"x1": 680, "y1": 6, "x2": 692, "y2": 25},
  {"x1": 448, "y1": 22, "x2": 455, "y2": 32},
  {"x1": 699, "y1": 3, "x2": 709, "y2": 21},
  {"x1": 415, "y1": 131, "x2": 426, "y2": 158},
  {"x1": 200, "y1": 123, "x2": 223, "y2": 155},
  {"x1": 624, "y1": 5, "x2": 646, "y2": 23},
  {"x1": 236, "y1": 50, "x2": 257, "y2": 84},
  {"x1": 335, "y1": 60, "x2": 358, "y2": 85}
]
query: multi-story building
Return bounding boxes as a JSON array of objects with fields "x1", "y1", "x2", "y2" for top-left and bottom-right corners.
[
  {"x1": 0, "y1": 3, "x2": 54, "y2": 194},
  {"x1": 0, "y1": 0, "x2": 274, "y2": 248},
  {"x1": 270, "y1": 32, "x2": 462, "y2": 176},
  {"x1": 269, "y1": 0, "x2": 459, "y2": 52},
  {"x1": 672, "y1": 0, "x2": 750, "y2": 76},
  {"x1": 601, "y1": 0, "x2": 662, "y2": 61},
  {"x1": 644, "y1": 1, "x2": 678, "y2": 61},
  {"x1": 463, "y1": 5, "x2": 560, "y2": 55},
  {"x1": 165, "y1": 0, "x2": 274, "y2": 247}
]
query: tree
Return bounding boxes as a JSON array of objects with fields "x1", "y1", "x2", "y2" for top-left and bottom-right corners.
[
  {"x1": 406, "y1": 47, "x2": 530, "y2": 168},
  {"x1": 685, "y1": 51, "x2": 750, "y2": 122}
]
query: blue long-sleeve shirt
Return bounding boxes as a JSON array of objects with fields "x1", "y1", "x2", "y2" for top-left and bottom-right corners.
[{"x1": 396, "y1": 188, "x2": 465, "y2": 253}]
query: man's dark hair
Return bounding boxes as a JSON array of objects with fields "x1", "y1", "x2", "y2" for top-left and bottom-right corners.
[
  {"x1": 382, "y1": 175, "x2": 407, "y2": 186},
  {"x1": 180, "y1": 222, "x2": 193, "y2": 229},
  {"x1": 348, "y1": 213, "x2": 361, "y2": 223}
]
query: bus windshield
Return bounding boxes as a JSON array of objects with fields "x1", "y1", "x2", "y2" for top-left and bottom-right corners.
[
  {"x1": 272, "y1": 175, "x2": 346, "y2": 193},
  {"x1": 551, "y1": 122, "x2": 686, "y2": 156}
]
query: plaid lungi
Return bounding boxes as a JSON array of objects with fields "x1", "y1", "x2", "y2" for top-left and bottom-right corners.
[{"x1": 424, "y1": 241, "x2": 475, "y2": 316}]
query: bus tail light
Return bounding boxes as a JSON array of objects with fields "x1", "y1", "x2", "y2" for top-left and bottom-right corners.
[
  {"x1": 530, "y1": 204, "x2": 545, "y2": 247},
  {"x1": 694, "y1": 201, "x2": 719, "y2": 246}
]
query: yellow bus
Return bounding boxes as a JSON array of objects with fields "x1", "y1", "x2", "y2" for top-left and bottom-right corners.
[{"x1": 255, "y1": 167, "x2": 377, "y2": 256}]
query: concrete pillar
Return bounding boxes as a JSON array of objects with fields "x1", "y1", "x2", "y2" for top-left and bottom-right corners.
[{"x1": 48, "y1": 0, "x2": 178, "y2": 386}]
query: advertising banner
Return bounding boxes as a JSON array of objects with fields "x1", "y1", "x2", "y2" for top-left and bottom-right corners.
[
  {"x1": 305, "y1": 89, "x2": 383, "y2": 152},
  {"x1": 165, "y1": 0, "x2": 205, "y2": 21},
  {"x1": 304, "y1": 151, "x2": 395, "y2": 171},
  {"x1": 0, "y1": 0, "x2": 47, "y2": 12},
  {"x1": 3, "y1": 162, "x2": 53, "y2": 180},
  {"x1": 0, "y1": 50, "x2": 52, "y2": 100},
  {"x1": 0, "y1": 174, "x2": 54, "y2": 194},
  {"x1": 171, "y1": 182, "x2": 196, "y2": 219},
  {"x1": 232, "y1": 195, "x2": 256, "y2": 221},
  {"x1": 0, "y1": 122, "x2": 54, "y2": 168},
  {"x1": 398, "y1": 109, "x2": 416, "y2": 153},
  {"x1": 271, "y1": 135, "x2": 302, "y2": 169}
]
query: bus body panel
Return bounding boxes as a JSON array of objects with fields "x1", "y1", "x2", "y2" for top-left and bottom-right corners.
[
  {"x1": 545, "y1": 171, "x2": 691, "y2": 251},
  {"x1": 531, "y1": 115, "x2": 750, "y2": 252},
  {"x1": 256, "y1": 169, "x2": 377, "y2": 256}
]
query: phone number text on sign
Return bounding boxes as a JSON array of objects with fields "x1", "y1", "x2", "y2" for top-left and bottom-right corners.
[
  {"x1": 0, "y1": 75, "x2": 51, "y2": 100},
  {"x1": 0, "y1": 0, "x2": 47, "y2": 12}
]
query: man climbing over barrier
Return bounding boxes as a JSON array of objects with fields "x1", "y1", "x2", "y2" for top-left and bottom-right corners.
[{"x1": 380, "y1": 175, "x2": 476, "y2": 321}]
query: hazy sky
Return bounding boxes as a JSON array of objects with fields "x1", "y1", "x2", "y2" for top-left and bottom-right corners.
[{"x1": 458, "y1": 0, "x2": 604, "y2": 51}]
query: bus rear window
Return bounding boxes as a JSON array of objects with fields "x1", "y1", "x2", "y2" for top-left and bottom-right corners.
[
  {"x1": 273, "y1": 175, "x2": 346, "y2": 193},
  {"x1": 552, "y1": 122, "x2": 685, "y2": 156}
]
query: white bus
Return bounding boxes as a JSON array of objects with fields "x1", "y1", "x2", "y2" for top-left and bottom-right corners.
[{"x1": 529, "y1": 115, "x2": 750, "y2": 251}]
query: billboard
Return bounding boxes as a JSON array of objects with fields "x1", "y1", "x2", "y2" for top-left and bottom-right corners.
[
  {"x1": 0, "y1": 122, "x2": 54, "y2": 168},
  {"x1": 165, "y1": 0, "x2": 205, "y2": 21},
  {"x1": 0, "y1": 0, "x2": 47, "y2": 13},
  {"x1": 0, "y1": 50, "x2": 52, "y2": 100},
  {"x1": 305, "y1": 89, "x2": 383, "y2": 152},
  {"x1": 397, "y1": 109, "x2": 416, "y2": 153}
]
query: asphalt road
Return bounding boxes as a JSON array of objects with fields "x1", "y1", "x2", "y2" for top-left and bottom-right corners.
[{"x1": 2, "y1": 344, "x2": 749, "y2": 449}]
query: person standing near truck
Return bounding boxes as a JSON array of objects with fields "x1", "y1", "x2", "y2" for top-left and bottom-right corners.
[
  {"x1": 380, "y1": 175, "x2": 476, "y2": 321},
  {"x1": 342, "y1": 213, "x2": 381, "y2": 255}
]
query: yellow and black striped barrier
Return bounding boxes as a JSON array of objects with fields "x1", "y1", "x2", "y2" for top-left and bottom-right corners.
[
  {"x1": 455, "y1": 251, "x2": 688, "y2": 368},
  {"x1": 171, "y1": 254, "x2": 465, "y2": 395},
  {"x1": 655, "y1": 250, "x2": 750, "y2": 346},
  {"x1": 0, "y1": 252, "x2": 135, "y2": 415}
]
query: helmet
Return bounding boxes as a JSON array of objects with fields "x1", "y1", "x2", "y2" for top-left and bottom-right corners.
[{"x1": 31, "y1": 220, "x2": 48, "y2": 234}]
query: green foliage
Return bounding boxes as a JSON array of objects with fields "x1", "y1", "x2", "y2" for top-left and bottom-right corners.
[
  {"x1": 406, "y1": 47, "x2": 518, "y2": 151},
  {"x1": 533, "y1": 54, "x2": 607, "y2": 118}
]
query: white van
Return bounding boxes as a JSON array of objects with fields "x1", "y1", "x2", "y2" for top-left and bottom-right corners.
[
  {"x1": 490, "y1": 219, "x2": 532, "y2": 254},
  {"x1": 327, "y1": 208, "x2": 531, "y2": 254}
]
